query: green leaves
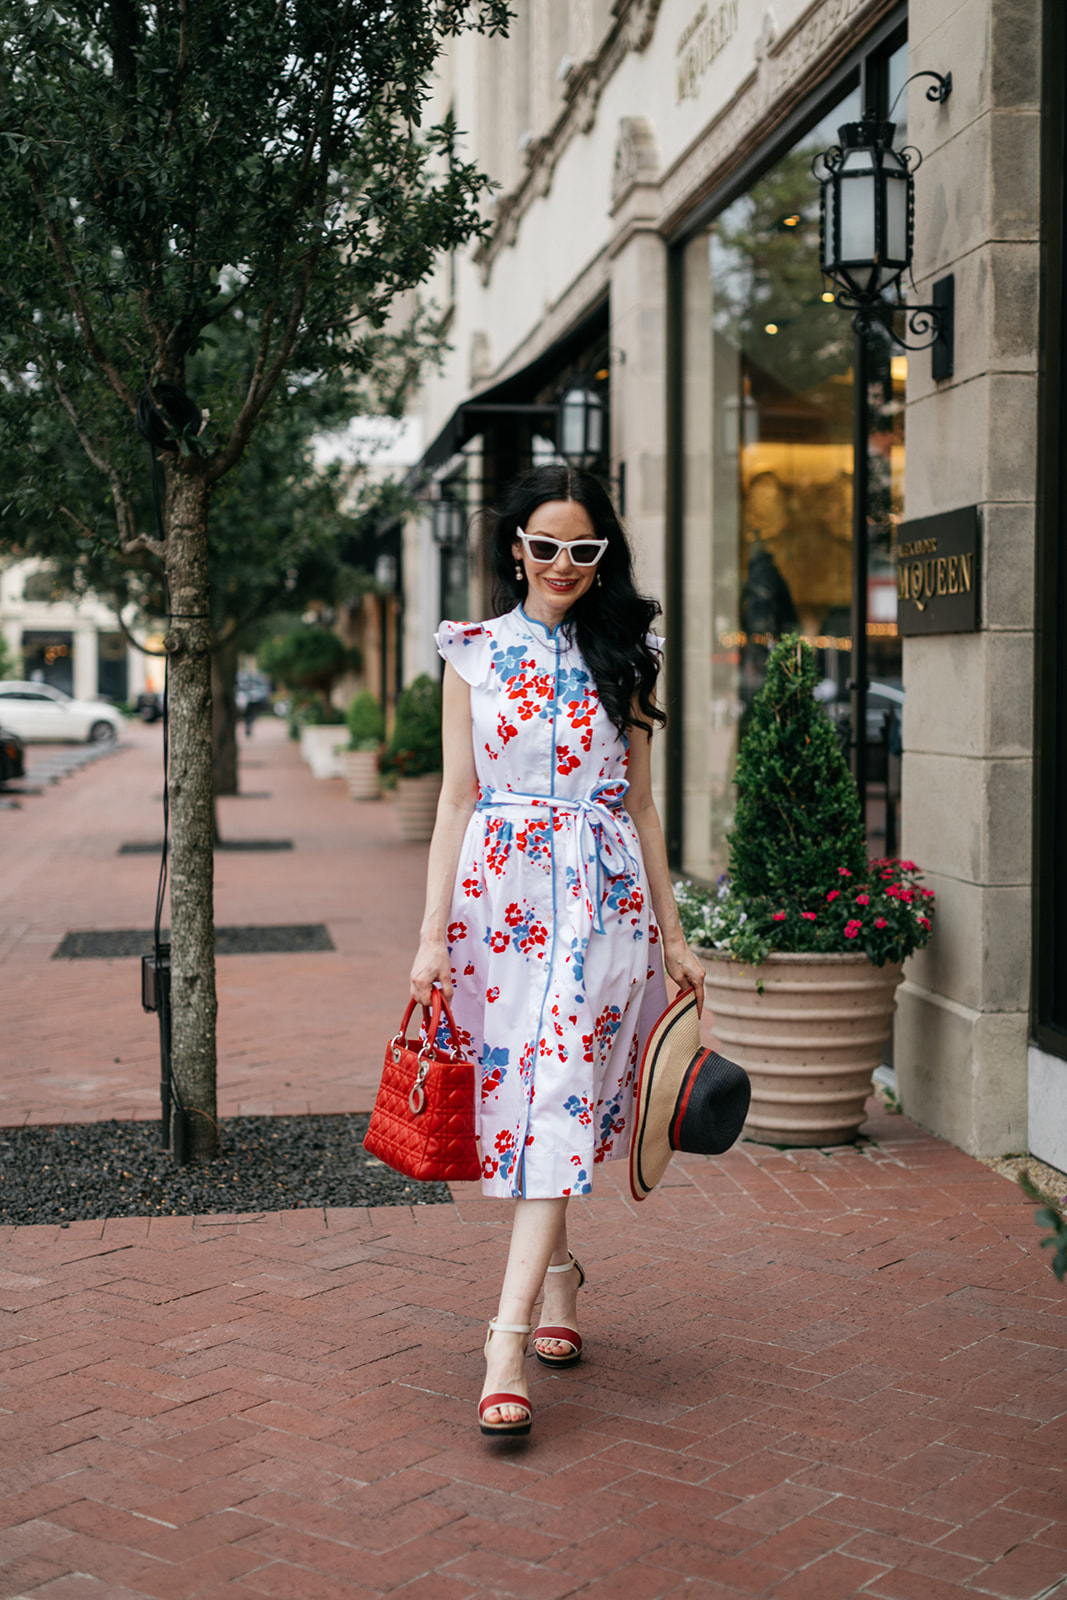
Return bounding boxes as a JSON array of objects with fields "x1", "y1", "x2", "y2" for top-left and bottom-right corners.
[
  {"x1": 729, "y1": 634, "x2": 868, "y2": 903},
  {"x1": 1019, "y1": 1173, "x2": 1067, "y2": 1284}
]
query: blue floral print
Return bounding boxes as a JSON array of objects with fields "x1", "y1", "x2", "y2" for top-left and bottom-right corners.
[{"x1": 435, "y1": 608, "x2": 668, "y2": 1199}]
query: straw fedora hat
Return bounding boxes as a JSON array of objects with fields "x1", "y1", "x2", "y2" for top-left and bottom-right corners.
[{"x1": 629, "y1": 987, "x2": 751, "y2": 1201}]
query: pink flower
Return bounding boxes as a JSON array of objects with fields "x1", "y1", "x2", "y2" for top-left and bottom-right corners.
[
  {"x1": 800, "y1": 911, "x2": 817, "y2": 921},
  {"x1": 855, "y1": 894, "x2": 870, "y2": 906},
  {"x1": 772, "y1": 911, "x2": 786, "y2": 922},
  {"x1": 838, "y1": 867, "x2": 852, "y2": 877},
  {"x1": 918, "y1": 915, "x2": 931, "y2": 930},
  {"x1": 844, "y1": 919, "x2": 862, "y2": 939},
  {"x1": 899, "y1": 860, "x2": 918, "y2": 872},
  {"x1": 826, "y1": 890, "x2": 840, "y2": 902},
  {"x1": 875, "y1": 917, "x2": 888, "y2": 929}
]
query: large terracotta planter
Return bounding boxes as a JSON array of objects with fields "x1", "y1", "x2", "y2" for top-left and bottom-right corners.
[
  {"x1": 343, "y1": 749, "x2": 380, "y2": 800},
  {"x1": 698, "y1": 950, "x2": 903, "y2": 1147},
  {"x1": 301, "y1": 725, "x2": 346, "y2": 779},
  {"x1": 395, "y1": 772, "x2": 442, "y2": 843}
]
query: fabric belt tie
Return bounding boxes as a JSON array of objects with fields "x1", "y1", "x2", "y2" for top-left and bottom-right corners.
[{"x1": 476, "y1": 783, "x2": 637, "y2": 935}]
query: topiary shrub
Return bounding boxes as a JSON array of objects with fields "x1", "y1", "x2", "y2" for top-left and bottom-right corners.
[
  {"x1": 380, "y1": 674, "x2": 442, "y2": 779},
  {"x1": 345, "y1": 689, "x2": 385, "y2": 752},
  {"x1": 258, "y1": 627, "x2": 357, "y2": 721},
  {"x1": 730, "y1": 634, "x2": 868, "y2": 902},
  {"x1": 674, "y1": 635, "x2": 935, "y2": 967}
]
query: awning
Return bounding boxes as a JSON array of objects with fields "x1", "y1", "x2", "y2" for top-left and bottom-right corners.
[{"x1": 406, "y1": 296, "x2": 609, "y2": 487}]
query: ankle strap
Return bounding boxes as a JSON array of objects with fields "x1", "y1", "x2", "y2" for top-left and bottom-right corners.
[
  {"x1": 545, "y1": 1254, "x2": 577, "y2": 1274},
  {"x1": 488, "y1": 1318, "x2": 533, "y2": 1335}
]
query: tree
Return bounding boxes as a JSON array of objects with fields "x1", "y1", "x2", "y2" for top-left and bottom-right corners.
[
  {"x1": 729, "y1": 635, "x2": 868, "y2": 905},
  {"x1": 0, "y1": 0, "x2": 508, "y2": 1158}
]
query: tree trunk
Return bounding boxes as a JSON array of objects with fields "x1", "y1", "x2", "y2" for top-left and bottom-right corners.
[
  {"x1": 212, "y1": 639, "x2": 239, "y2": 798},
  {"x1": 164, "y1": 461, "x2": 219, "y2": 1161}
]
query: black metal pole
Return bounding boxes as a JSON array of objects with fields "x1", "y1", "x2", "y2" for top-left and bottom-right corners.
[{"x1": 850, "y1": 324, "x2": 870, "y2": 825}]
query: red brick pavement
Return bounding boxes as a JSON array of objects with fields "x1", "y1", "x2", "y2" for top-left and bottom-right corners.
[
  {"x1": 1, "y1": 718, "x2": 1066, "y2": 1598},
  {"x1": 1, "y1": 718, "x2": 428, "y2": 1123}
]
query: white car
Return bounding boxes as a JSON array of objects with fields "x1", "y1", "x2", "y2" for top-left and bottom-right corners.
[{"x1": 0, "y1": 682, "x2": 124, "y2": 744}]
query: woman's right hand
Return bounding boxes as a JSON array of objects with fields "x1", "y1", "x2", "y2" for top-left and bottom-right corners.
[{"x1": 410, "y1": 935, "x2": 453, "y2": 1005}]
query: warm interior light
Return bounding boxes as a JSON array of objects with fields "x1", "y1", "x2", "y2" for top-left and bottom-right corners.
[
  {"x1": 891, "y1": 355, "x2": 908, "y2": 384},
  {"x1": 594, "y1": 367, "x2": 609, "y2": 381},
  {"x1": 783, "y1": 214, "x2": 801, "y2": 227},
  {"x1": 764, "y1": 323, "x2": 779, "y2": 335},
  {"x1": 821, "y1": 291, "x2": 836, "y2": 303}
]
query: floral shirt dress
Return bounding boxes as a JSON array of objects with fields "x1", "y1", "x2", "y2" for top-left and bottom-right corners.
[{"x1": 435, "y1": 605, "x2": 668, "y2": 1200}]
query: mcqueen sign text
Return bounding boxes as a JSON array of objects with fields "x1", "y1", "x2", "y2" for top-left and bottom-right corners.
[{"x1": 895, "y1": 506, "x2": 980, "y2": 635}]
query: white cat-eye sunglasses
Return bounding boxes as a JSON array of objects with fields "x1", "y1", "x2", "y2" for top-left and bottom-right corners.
[{"x1": 516, "y1": 529, "x2": 609, "y2": 568}]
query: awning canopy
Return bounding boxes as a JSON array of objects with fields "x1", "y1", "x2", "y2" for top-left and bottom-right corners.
[{"x1": 406, "y1": 297, "x2": 609, "y2": 487}]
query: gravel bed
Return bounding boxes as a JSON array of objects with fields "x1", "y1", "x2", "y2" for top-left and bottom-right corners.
[{"x1": 0, "y1": 1114, "x2": 452, "y2": 1224}]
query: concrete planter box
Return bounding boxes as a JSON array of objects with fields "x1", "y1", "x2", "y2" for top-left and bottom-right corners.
[
  {"x1": 343, "y1": 748, "x2": 380, "y2": 800},
  {"x1": 301, "y1": 724, "x2": 346, "y2": 779},
  {"x1": 395, "y1": 772, "x2": 442, "y2": 843},
  {"x1": 698, "y1": 949, "x2": 903, "y2": 1147}
]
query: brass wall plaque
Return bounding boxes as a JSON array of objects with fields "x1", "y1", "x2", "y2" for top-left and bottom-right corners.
[{"x1": 896, "y1": 505, "x2": 980, "y2": 635}]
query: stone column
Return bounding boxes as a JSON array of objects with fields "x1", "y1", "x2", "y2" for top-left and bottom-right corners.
[
  {"x1": 895, "y1": 0, "x2": 1039, "y2": 1154},
  {"x1": 72, "y1": 624, "x2": 98, "y2": 702},
  {"x1": 609, "y1": 117, "x2": 668, "y2": 808}
]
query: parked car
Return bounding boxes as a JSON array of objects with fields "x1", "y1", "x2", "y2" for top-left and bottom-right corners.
[
  {"x1": 0, "y1": 725, "x2": 25, "y2": 785},
  {"x1": 0, "y1": 682, "x2": 124, "y2": 743}
]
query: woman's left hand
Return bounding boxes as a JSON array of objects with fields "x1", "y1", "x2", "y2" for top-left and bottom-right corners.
[{"x1": 662, "y1": 937, "x2": 706, "y2": 1017}]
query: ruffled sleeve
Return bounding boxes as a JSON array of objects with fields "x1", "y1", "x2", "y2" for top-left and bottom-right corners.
[{"x1": 434, "y1": 620, "x2": 494, "y2": 688}]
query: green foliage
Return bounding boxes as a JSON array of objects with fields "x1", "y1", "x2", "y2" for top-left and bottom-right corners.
[
  {"x1": 1019, "y1": 1173, "x2": 1067, "y2": 1284},
  {"x1": 730, "y1": 635, "x2": 868, "y2": 900},
  {"x1": 0, "y1": 633, "x2": 18, "y2": 679},
  {"x1": 381, "y1": 674, "x2": 442, "y2": 779},
  {"x1": 673, "y1": 635, "x2": 936, "y2": 966},
  {"x1": 258, "y1": 627, "x2": 354, "y2": 710},
  {"x1": 0, "y1": 0, "x2": 508, "y2": 558},
  {"x1": 345, "y1": 690, "x2": 385, "y2": 752}
]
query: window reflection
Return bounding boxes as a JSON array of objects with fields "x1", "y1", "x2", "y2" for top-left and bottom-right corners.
[{"x1": 680, "y1": 66, "x2": 906, "y2": 881}]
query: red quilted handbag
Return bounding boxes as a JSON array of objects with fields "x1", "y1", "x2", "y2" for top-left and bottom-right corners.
[{"x1": 363, "y1": 989, "x2": 481, "y2": 1182}]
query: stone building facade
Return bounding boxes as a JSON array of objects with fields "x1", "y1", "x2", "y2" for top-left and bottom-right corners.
[{"x1": 403, "y1": 0, "x2": 1064, "y2": 1169}]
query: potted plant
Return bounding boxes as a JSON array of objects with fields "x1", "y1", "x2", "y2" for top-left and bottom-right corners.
[
  {"x1": 380, "y1": 674, "x2": 442, "y2": 842},
  {"x1": 343, "y1": 689, "x2": 385, "y2": 800},
  {"x1": 676, "y1": 635, "x2": 935, "y2": 1147},
  {"x1": 259, "y1": 626, "x2": 356, "y2": 778}
]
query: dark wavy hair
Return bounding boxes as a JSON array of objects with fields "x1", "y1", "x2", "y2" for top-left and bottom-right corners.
[{"x1": 488, "y1": 465, "x2": 665, "y2": 738}]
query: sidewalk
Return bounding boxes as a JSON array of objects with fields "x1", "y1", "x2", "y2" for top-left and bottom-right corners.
[
  {"x1": 1, "y1": 720, "x2": 1066, "y2": 1599},
  {"x1": 1, "y1": 718, "x2": 429, "y2": 1123}
]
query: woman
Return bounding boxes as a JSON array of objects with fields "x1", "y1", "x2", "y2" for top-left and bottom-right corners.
[{"x1": 409, "y1": 464, "x2": 705, "y2": 1437}]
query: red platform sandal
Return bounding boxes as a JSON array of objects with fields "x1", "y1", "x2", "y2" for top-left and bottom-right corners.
[
  {"x1": 479, "y1": 1319, "x2": 533, "y2": 1437},
  {"x1": 533, "y1": 1252, "x2": 586, "y2": 1369}
]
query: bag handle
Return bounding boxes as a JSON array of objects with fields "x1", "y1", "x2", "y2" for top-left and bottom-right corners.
[{"x1": 393, "y1": 987, "x2": 462, "y2": 1056}]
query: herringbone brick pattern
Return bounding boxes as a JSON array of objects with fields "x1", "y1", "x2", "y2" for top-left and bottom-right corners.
[
  {"x1": 1, "y1": 1119, "x2": 1066, "y2": 1599},
  {"x1": 2, "y1": 718, "x2": 1066, "y2": 1596}
]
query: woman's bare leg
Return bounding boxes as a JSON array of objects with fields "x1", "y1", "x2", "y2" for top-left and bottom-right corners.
[
  {"x1": 534, "y1": 1215, "x2": 583, "y2": 1361},
  {"x1": 481, "y1": 1196, "x2": 569, "y2": 1426}
]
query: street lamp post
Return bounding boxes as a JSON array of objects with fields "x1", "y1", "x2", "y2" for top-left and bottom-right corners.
[{"x1": 813, "y1": 81, "x2": 953, "y2": 819}]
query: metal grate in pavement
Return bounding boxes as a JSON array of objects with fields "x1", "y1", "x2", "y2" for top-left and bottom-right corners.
[
  {"x1": 52, "y1": 923, "x2": 334, "y2": 959},
  {"x1": 117, "y1": 838, "x2": 293, "y2": 853}
]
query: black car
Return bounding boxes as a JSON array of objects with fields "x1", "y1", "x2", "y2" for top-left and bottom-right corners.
[{"x1": 0, "y1": 725, "x2": 26, "y2": 787}]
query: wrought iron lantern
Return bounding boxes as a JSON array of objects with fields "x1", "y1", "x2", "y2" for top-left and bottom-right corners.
[
  {"x1": 431, "y1": 495, "x2": 466, "y2": 550},
  {"x1": 818, "y1": 119, "x2": 913, "y2": 307},
  {"x1": 558, "y1": 380, "x2": 605, "y2": 471},
  {"x1": 814, "y1": 73, "x2": 953, "y2": 358}
]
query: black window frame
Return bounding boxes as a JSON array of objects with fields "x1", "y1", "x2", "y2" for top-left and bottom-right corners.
[
  {"x1": 1033, "y1": 0, "x2": 1067, "y2": 1055},
  {"x1": 664, "y1": 5, "x2": 907, "y2": 867}
]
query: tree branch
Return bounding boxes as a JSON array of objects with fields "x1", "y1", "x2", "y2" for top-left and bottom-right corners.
[
  {"x1": 111, "y1": 600, "x2": 168, "y2": 656},
  {"x1": 22, "y1": 163, "x2": 137, "y2": 413}
]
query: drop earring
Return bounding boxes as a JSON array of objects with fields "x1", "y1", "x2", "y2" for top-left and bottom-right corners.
[
  {"x1": 596, "y1": 572, "x2": 602, "y2": 587},
  {"x1": 515, "y1": 562, "x2": 524, "y2": 581}
]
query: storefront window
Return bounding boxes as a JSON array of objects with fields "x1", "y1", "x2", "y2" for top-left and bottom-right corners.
[{"x1": 679, "y1": 56, "x2": 907, "y2": 881}]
